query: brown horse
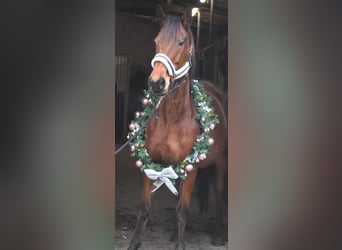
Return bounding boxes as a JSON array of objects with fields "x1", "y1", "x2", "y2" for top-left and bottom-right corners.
[{"x1": 128, "y1": 6, "x2": 227, "y2": 250}]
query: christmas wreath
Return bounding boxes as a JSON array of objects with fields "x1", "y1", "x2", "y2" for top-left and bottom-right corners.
[{"x1": 127, "y1": 79, "x2": 219, "y2": 181}]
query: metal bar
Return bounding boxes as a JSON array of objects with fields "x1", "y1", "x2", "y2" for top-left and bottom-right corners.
[
  {"x1": 196, "y1": 11, "x2": 201, "y2": 50},
  {"x1": 115, "y1": 11, "x2": 155, "y2": 21},
  {"x1": 198, "y1": 35, "x2": 227, "y2": 53},
  {"x1": 209, "y1": 0, "x2": 214, "y2": 42}
]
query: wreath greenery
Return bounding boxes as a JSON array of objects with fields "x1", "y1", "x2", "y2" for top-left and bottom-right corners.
[{"x1": 127, "y1": 79, "x2": 219, "y2": 181}]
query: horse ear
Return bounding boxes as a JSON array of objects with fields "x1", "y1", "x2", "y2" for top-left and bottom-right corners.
[
  {"x1": 156, "y1": 5, "x2": 166, "y2": 24},
  {"x1": 181, "y1": 6, "x2": 193, "y2": 28}
]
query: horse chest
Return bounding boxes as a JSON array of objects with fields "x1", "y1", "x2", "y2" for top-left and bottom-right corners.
[{"x1": 145, "y1": 119, "x2": 199, "y2": 164}]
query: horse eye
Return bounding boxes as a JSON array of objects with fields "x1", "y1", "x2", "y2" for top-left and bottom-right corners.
[{"x1": 178, "y1": 40, "x2": 185, "y2": 47}]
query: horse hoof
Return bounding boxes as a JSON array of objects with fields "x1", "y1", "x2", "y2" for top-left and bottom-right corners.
[
  {"x1": 127, "y1": 246, "x2": 139, "y2": 250},
  {"x1": 169, "y1": 231, "x2": 177, "y2": 242},
  {"x1": 127, "y1": 241, "x2": 141, "y2": 250},
  {"x1": 211, "y1": 235, "x2": 225, "y2": 246},
  {"x1": 175, "y1": 242, "x2": 185, "y2": 250}
]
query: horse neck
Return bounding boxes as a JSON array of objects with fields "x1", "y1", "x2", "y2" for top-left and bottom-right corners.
[{"x1": 159, "y1": 76, "x2": 194, "y2": 120}]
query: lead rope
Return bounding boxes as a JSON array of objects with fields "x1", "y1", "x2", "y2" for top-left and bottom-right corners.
[{"x1": 115, "y1": 95, "x2": 164, "y2": 155}]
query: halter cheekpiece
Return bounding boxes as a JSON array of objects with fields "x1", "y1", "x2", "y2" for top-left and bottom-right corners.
[{"x1": 151, "y1": 53, "x2": 192, "y2": 80}]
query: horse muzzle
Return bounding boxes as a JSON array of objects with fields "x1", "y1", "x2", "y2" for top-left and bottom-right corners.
[{"x1": 148, "y1": 76, "x2": 167, "y2": 95}]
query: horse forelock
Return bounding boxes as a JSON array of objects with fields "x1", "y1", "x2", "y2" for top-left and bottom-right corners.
[
  {"x1": 160, "y1": 16, "x2": 182, "y2": 41},
  {"x1": 160, "y1": 16, "x2": 194, "y2": 48},
  {"x1": 159, "y1": 14, "x2": 195, "y2": 76}
]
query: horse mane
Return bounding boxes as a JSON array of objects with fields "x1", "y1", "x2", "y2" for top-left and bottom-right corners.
[{"x1": 161, "y1": 15, "x2": 196, "y2": 78}]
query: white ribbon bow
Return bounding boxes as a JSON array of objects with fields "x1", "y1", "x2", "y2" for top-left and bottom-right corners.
[{"x1": 144, "y1": 166, "x2": 179, "y2": 195}]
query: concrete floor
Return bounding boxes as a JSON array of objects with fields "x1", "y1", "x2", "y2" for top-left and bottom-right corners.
[{"x1": 115, "y1": 145, "x2": 227, "y2": 250}]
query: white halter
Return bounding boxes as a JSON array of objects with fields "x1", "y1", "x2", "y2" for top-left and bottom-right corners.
[{"x1": 151, "y1": 53, "x2": 191, "y2": 80}]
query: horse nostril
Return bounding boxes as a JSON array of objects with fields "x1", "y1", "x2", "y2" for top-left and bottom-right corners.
[
  {"x1": 148, "y1": 77, "x2": 165, "y2": 93},
  {"x1": 148, "y1": 77, "x2": 153, "y2": 86},
  {"x1": 159, "y1": 78, "x2": 165, "y2": 90}
]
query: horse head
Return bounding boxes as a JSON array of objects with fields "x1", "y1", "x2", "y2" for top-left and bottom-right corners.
[{"x1": 148, "y1": 6, "x2": 194, "y2": 95}]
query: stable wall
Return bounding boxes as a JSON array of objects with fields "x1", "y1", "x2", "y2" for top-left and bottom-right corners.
[{"x1": 115, "y1": 13, "x2": 158, "y2": 70}]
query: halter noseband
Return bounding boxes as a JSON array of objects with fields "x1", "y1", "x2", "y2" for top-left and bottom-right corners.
[{"x1": 151, "y1": 53, "x2": 192, "y2": 80}]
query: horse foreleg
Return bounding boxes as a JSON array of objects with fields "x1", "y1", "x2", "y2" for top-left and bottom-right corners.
[
  {"x1": 128, "y1": 175, "x2": 153, "y2": 250},
  {"x1": 211, "y1": 156, "x2": 226, "y2": 246},
  {"x1": 175, "y1": 169, "x2": 198, "y2": 250}
]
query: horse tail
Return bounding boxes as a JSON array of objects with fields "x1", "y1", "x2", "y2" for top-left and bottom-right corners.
[{"x1": 196, "y1": 165, "x2": 215, "y2": 213}]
